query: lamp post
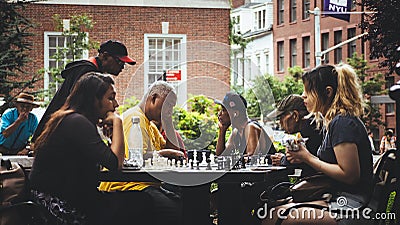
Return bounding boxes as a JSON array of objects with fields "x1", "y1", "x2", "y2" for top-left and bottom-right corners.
[
  {"x1": 308, "y1": 8, "x2": 375, "y2": 67},
  {"x1": 314, "y1": 7, "x2": 322, "y2": 66}
]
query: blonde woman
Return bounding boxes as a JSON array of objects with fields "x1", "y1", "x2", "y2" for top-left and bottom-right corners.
[{"x1": 262, "y1": 64, "x2": 373, "y2": 225}]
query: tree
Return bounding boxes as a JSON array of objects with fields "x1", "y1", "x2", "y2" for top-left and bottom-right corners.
[
  {"x1": 347, "y1": 53, "x2": 386, "y2": 131},
  {"x1": 360, "y1": 0, "x2": 400, "y2": 74},
  {"x1": 39, "y1": 14, "x2": 98, "y2": 104},
  {"x1": 244, "y1": 67, "x2": 304, "y2": 120},
  {"x1": 0, "y1": 0, "x2": 41, "y2": 115},
  {"x1": 172, "y1": 95, "x2": 221, "y2": 151}
]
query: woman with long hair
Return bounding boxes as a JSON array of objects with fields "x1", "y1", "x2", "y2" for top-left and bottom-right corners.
[
  {"x1": 29, "y1": 72, "x2": 127, "y2": 225},
  {"x1": 262, "y1": 64, "x2": 373, "y2": 225}
]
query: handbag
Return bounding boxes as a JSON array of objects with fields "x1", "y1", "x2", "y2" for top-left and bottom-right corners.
[
  {"x1": 0, "y1": 159, "x2": 27, "y2": 225},
  {"x1": 289, "y1": 173, "x2": 335, "y2": 202}
]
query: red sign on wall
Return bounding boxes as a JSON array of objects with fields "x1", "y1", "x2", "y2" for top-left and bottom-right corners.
[{"x1": 166, "y1": 70, "x2": 181, "y2": 81}]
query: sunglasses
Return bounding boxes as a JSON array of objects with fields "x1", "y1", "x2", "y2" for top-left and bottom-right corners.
[{"x1": 111, "y1": 55, "x2": 125, "y2": 66}]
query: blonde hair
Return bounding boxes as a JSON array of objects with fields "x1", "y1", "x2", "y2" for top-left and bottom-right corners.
[{"x1": 302, "y1": 64, "x2": 364, "y2": 128}]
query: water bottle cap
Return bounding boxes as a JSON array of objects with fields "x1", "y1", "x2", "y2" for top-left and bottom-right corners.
[{"x1": 132, "y1": 116, "x2": 140, "y2": 124}]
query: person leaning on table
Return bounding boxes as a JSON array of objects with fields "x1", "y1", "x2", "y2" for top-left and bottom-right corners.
[
  {"x1": 262, "y1": 64, "x2": 373, "y2": 225},
  {"x1": 267, "y1": 94, "x2": 323, "y2": 175},
  {"x1": 32, "y1": 39, "x2": 136, "y2": 143},
  {"x1": 0, "y1": 93, "x2": 39, "y2": 155},
  {"x1": 214, "y1": 91, "x2": 276, "y2": 157},
  {"x1": 99, "y1": 81, "x2": 184, "y2": 225},
  {"x1": 29, "y1": 73, "x2": 150, "y2": 225}
]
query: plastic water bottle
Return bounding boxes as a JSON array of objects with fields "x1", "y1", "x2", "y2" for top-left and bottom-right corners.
[{"x1": 127, "y1": 116, "x2": 143, "y2": 168}]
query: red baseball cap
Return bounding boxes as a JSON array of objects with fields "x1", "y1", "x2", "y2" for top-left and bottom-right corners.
[{"x1": 98, "y1": 40, "x2": 136, "y2": 65}]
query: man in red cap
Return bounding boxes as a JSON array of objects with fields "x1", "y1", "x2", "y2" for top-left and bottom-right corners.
[{"x1": 32, "y1": 40, "x2": 136, "y2": 142}]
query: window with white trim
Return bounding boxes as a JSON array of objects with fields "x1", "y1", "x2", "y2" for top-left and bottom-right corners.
[
  {"x1": 147, "y1": 37, "x2": 183, "y2": 84},
  {"x1": 44, "y1": 32, "x2": 88, "y2": 96},
  {"x1": 254, "y1": 9, "x2": 266, "y2": 30},
  {"x1": 232, "y1": 15, "x2": 241, "y2": 34},
  {"x1": 144, "y1": 34, "x2": 186, "y2": 104}
]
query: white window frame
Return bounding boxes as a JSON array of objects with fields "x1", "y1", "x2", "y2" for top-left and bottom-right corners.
[
  {"x1": 254, "y1": 9, "x2": 266, "y2": 31},
  {"x1": 144, "y1": 34, "x2": 187, "y2": 106},
  {"x1": 43, "y1": 32, "x2": 88, "y2": 98}
]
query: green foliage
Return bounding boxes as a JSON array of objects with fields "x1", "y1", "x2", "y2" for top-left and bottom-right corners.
[
  {"x1": 0, "y1": 0, "x2": 42, "y2": 114},
  {"x1": 347, "y1": 53, "x2": 386, "y2": 131},
  {"x1": 360, "y1": 0, "x2": 400, "y2": 74},
  {"x1": 172, "y1": 95, "x2": 222, "y2": 151},
  {"x1": 243, "y1": 67, "x2": 304, "y2": 119},
  {"x1": 117, "y1": 96, "x2": 140, "y2": 114},
  {"x1": 229, "y1": 17, "x2": 249, "y2": 49},
  {"x1": 39, "y1": 14, "x2": 98, "y2": 105},
  {"x1": 287, "y1": 65, "x2": 304, "y2": 81}
]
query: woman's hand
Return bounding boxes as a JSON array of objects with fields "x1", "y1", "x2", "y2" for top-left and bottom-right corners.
[
  {"x1": 270, "y1": 153, "x2": 285, "y2": 166},
  {"x1": 101, "y1": 112, "x2": 124, "y2": 169},
  {"x1": 286, "y1": 143, "x2": 312, "y2": 164}
]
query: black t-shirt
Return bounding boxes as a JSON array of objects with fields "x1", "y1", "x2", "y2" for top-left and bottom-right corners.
[
  {"x1": 300, "y1": 118, "x2": 323, "y2": 156},
  {"x1": 29, "y1": 113, "x2": 118, "y2": 213},
  {"x1": 318, "y1": 115, "x2": 373, "y2": 197},
  {"x1": 32, "y1": 60, "x2": 100, "y2": 142}
]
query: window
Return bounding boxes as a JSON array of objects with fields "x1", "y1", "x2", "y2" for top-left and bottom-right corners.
[
  {"x1": 256, "y1": 54, "x2": 261, "y2": 75},
  {"x1": 145, "y1": 34, "x2": 186, "y2": 104},
  {"x1": 265, "y1": 53, "x2": 270, "y2": 74},
  {"x1": 386, "y1": 103, "x2": 395, "y2": 114},
  {"x1": 334, "y1": 30, "x2": 342, "y2": 64},
  {"x1": 290, "y1": 39, "x2": 297, "y2": 67},
  {"x1": 278, "y1": 41, "x2": 284, "y2": 71},
  {"x1": 232, "y1": 15, "x2": 241, "y2": 34},
  {"x1": 347, "y1": 28, "x2": 356, "y2": 58},
  {"x1": 321, "y1": 33, "x2": 329, "y2": 64},
  {"x1": 290, "y1": 0, "x2": 297, "y2": 22},
  {"x1": 303, "y1": 0, "x2": 310, "y2": 19},
  {"x1": 254, "y1": 9, "x2": 266, "y2": 30},
  {"x1": 303, "y1": 36, "x2": 310, "y2": 68},
  {"x1": 146, "y1": 36, "x2": 184, "y2": 85},
  {"x1": 278, "y1": 0, "x2": 285, "y2": 25},
  {"x1": 44, "y1": 32, "x2": 88, "y2": 96}
]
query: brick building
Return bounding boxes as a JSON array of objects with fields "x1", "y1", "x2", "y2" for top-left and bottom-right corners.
[
  {"x1": 20, "y1": 0, "x2": 231, "y2": 106},
  {"x1": 270, "y1": 0, "x2": 395, "y2": 145}
]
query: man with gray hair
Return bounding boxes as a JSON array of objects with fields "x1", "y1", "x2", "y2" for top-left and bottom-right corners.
[{"x1": 99, "y1": 81, "x2": 183, "y2": 225}]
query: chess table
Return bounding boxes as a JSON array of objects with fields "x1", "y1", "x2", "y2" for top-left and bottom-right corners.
[{"x1": 100, "y1": 164, "x2": 290, "y2": 225}]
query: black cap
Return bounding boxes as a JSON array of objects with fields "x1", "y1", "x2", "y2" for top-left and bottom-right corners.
[
  {"x1": 214, "y1": 91, "x2": 247, "y2": 111},
  {"x1": 267, "y1": 94, "x2": 306, "y2": 119},
  {"x1": 98, "y1": 40, "x2": 136, "y2": 65}
]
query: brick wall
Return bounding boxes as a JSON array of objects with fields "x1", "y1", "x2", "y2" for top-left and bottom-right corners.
[
  {"x1": 20, "y1": 3, "x2": 230, "y2": 104},
  {"x1": 273, "y1": 0, "x2": 364, "y2": 76}
]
